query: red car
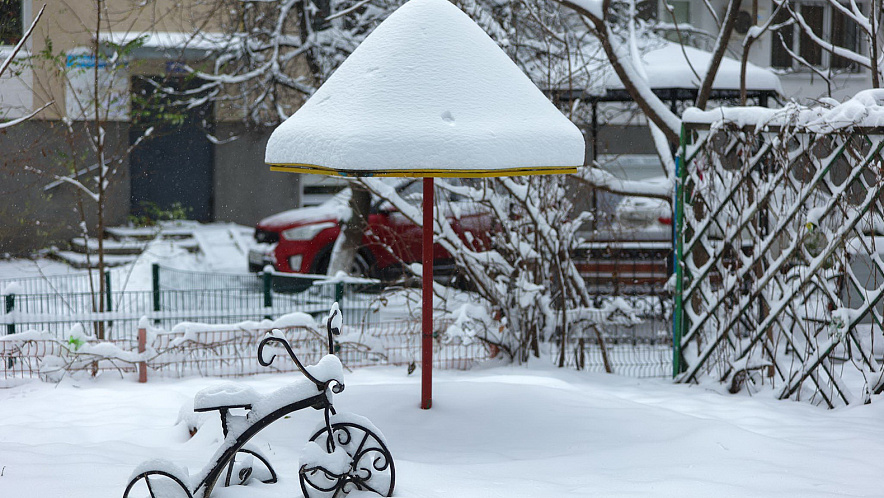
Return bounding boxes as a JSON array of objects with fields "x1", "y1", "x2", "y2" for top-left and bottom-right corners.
[{"x1": 248, "y1": 180, "x2": 493, "y2": 279}]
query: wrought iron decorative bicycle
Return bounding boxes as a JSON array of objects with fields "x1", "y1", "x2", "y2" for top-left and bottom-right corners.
[{"x1": 123, "y1": 304, "x2": 395, "y2": 498}]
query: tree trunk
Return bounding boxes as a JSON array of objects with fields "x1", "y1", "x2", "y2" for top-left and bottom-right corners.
[
  {"x1": 740, "y1": 39, "x2": 752, "y2": 106},
  {"x1": 94, "y1": 1, "x2": 106, "y2": 340},
  {"x1": 871, "y1": 0, "x2": 881, "y2": 88},
  {"x1": 327, "y1": 182, "x2": 371, "y2": 276}
]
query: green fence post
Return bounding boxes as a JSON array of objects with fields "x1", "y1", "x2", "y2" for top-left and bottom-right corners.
[
  {"x1": 105, "y1": 270, "x2": 113, "y2": 330},
  {"x1": 152, "y1": 263, "x2": 160, "y2": 325},
  {"x1": 263, "y1": 270, "x2": 273, "y2": 320},
  {"x1": 673, "y1": 125, "x2": 687, "y2": 378},
  {"x1": 335, "y1": 282, "x2": 344, "y2": 313},
  {"x1": 105, "y1": 271, "x2": 113, "y2": 312},
  {"x1": 5, "y1": 292, "x2": 14, "y2": 368},
  {"x1": 5, "y1": 293, "x2": 15, "y2": 336}
]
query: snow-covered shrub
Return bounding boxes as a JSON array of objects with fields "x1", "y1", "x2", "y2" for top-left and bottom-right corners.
[{"x1": 359, "y1": 175, "x2": 614, "y2": 370}]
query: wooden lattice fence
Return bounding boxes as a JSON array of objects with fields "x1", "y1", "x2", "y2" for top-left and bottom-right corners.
[{"x1": 675, "y1": 98, "x2": 884, "y2": 407}]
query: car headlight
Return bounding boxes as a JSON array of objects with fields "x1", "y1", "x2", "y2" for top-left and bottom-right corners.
[{"x1": 281, "y1": 222, "x2": 336, "y2": 241}]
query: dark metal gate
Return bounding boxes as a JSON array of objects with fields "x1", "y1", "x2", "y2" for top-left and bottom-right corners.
[{"x1": 129, "y1": 76, "x2": 214, "y2": 222}]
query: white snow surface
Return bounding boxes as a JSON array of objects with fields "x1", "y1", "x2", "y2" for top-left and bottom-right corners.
[
  {"x1": 2, "y1": 364, "x2": 884, "y2": 497},
  {"x1": 169, "y1": 312, "x2": 317, "y2": 336},
  {"x1": 257, "y1": 198, "x2": 351, "y2": 229},
  {"x1": 265, "y1": 0, "x2": 585, "y2": 173},
  {"x1": 99, "y1": 31, "x2": 230, "y2": 53},
  {"x1": 300, "y1": 441, "x2": 352, "y2": 476}
]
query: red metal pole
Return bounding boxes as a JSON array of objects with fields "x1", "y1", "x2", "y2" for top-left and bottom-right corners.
[{"x1": 421, "y1": 177, "x2": 434, "y2": 409}]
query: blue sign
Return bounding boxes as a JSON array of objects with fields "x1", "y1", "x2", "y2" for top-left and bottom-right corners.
[{"x1": 65, "y1": 55, "x2": 107, "y2": 69}]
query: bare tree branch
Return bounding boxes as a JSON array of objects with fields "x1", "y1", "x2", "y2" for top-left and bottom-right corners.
[
  {"x1": 0, "y1": 101, "x2": 51, "y2": 130},
  {"x1": 556, "y1": 0, "x2": 681, "y2": 144},
  {"x1": 0, "y1": 4, "x2": 45, "y2": 79},
  {"x1": 695, "y1": 0, "x2": 742, "y2": 110}
]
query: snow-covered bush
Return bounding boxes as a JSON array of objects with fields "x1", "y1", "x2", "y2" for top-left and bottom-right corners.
[{"x1": 359, "y1": 175, "x2": 614, "y2": 370}]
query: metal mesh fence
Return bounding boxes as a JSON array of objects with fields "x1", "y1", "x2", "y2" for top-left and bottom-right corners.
[
  {"x1": 0, "y1": 320, "x2": 493, "y2": 382},
  {"x1": 2, "y1": 257, "x2": 673, "y2": 380},
  {"x1": 1, "y1": 265, "x2": 375, "y2": 340}
]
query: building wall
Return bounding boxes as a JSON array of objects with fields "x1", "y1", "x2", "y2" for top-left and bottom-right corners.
[
  {"x1": 0, "y1": 1, "x2": 313, "y2": 254},
  {"x1": 23, "y1": 0, "x2": 224, "y2": 119},
  {"x1": 0, "y1": 50, "x2": 32, "y2": 119},
  {"x1": 0, "y1": 119, "x2": 309, "y2": 254},
  {"x1": 0, "y1": 120, "x2": 131, "y2": 255},
  {"x1": 212, "y1": 122, "x2": 302, "y2": 227},
  {"x1": 681, "y1": 0, "x2": 874, "y2": 102},
  {"x1": 591, "y1": 123, "x2": 658, "y2": 158}
]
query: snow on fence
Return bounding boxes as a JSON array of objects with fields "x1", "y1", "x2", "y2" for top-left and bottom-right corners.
[
  {"x1": 0, "y1": 317, "x2": 494, "y2": 384},
  {"x1": 1, "y1": 256, "x2": 674, "y2": 381},
  {"x1": 0, "y1": 265, "x2": 373, "y2": 340},
  {"x1": 675, "y1": 91, "x2": 884, "y2": 407},
  {"x1": 0, "y1": 316, "x2": 672, "y2": 382}
]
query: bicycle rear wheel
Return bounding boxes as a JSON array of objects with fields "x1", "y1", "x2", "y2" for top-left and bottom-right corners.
[{"x1": 299, "y1": 421, "x2": 395, "y2": 497}]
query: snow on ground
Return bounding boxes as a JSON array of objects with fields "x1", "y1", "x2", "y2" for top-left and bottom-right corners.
[
  {"x1": 0, "y1": 257, "x2": 82, "y2": 279},
  {"x1": 1, "y1": 362, "x2": 882, "y2": 497},
  {"x1": 1, "y1": 224, "x2": 881, "y2": 496},
  {"x1": 0, "y1": 222, "x2": 255, "y2": 291}
]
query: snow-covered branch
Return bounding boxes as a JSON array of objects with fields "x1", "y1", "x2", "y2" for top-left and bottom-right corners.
[
  {"x1": 694, "y1": 0, "x2": 742, "y2": 110},
  {"x1": 48, "y1": 175, "x2": 100, "y2": 203},
  {"x1": 575, "y1": 165, "x2": 672, "y2": 199},
  {"x1": 556, "y1": 0, "x2": 681, "y2": 144},
  {"x1": 0, "y1": 102, "x2": 52, "y2": 130},
  {"x1": 788, "y1": 4, "x2": 872, "y2": 69}
]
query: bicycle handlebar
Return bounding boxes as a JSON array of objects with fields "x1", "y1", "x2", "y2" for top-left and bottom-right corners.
[{"x1": 257, "y1": 305, "x2": 344, "y2": 392}]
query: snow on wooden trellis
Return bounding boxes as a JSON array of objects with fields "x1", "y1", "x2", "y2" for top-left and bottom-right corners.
[{"x1": 675, "y1": 90, "x2": 884, "y2": 407}]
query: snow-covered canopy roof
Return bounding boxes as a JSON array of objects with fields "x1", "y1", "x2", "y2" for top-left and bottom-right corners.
[
  {"x1": 264, "y1": 0, "x2": 585, "y2": 178},
  {"x1": 645, "y1": 42, "x2": 776, "y2": 92},
  {"x1": 598, "y1": 41, "x2": 782, "y2": 95}
]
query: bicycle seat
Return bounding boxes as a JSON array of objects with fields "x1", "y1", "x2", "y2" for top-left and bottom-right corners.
[{"x1": 194, "y1": 384, "x2": 260, "y2": 413}]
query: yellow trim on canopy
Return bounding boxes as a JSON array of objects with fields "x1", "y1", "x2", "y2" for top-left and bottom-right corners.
[{"x1": 268, "y1": 163, "x2": 578, "y2": 178}]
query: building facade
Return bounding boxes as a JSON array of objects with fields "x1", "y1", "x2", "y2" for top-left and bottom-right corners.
[
  {"x1": 663, "y1": 0, "x2": 877, "y2": 101},
  {"x1": 0, "y1": 0, "x2": 303, "y2": 254}
]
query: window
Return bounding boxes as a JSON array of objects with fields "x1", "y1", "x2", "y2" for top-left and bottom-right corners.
[
  {"x1": 0, "y1": 0, "x2": 22, "y2": 45},
  {"x1": 830, "y1": 5, "x2": 860, "y2": 68},
  {"x1": 799, "y1": 4, "x2": 824, "y2": 65},
  {"x1": 770, "y1": 6, "x2": 794, "y2": 68},
  {"x1": 770, "y1": 1, "x2": 862, "y2": 71}
]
